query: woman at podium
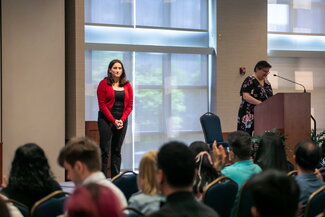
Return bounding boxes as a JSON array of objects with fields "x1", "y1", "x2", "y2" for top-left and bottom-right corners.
[{"x1": 237, "y1": 60, "x2": 273, "y2": 135}]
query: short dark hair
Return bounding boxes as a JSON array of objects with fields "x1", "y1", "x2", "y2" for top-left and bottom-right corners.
[
  {"x1": 228, "y1": 131, "x2": 252, "y2": 159},
  {"x1": 294, "y1": 140, "x2": 321, "y2": 170},
  {"x1": 157, "y1": 141, "x2": 195, "y2": 188},
  {"x1": 247, "y1": 170, "x2": 300, "y2": 217},
  {"x1": 254, "y1": 60, "x2": 272, "y2": 72},
  {"x1": 58, "y1": 137, "x2": 101, "y2": 172}
]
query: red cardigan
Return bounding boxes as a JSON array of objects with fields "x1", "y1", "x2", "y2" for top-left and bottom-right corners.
[{"x1": 97, "y1": 78, "x2": 133, "y2": 123}]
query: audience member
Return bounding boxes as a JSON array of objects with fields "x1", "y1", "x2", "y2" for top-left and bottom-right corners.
[
  {"x1": 128, "y1": 151, "x2": 166, "y2": 215},
  {"x1": 1, "y1": 143, "x2": 61, "y2": 208},
  {"x1": 247, "y1": 170, "x2": 300, "y2": 217},
  {"x1": 65, "y1": 183, "x2": 123, "y2": 217},
  {"x1": 254, "y1": 131, "x2": 293, "y2": 172},
  {"x1": 57, "y1": 137, "x2": 127, "y2": 209},
  {"x1": 215, "y1": 131, "x2": 262, "y2": 188},
  {"x1": 148, "y1": 141, "x2": 219, "y2": 217},
  {"x1": 189, "y1": 141, "x2": 219, "y2": 199},
  {"x1": 294, "y1": 141, "x2": 325, "y2": 214}
]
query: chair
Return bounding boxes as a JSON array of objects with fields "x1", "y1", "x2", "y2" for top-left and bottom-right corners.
[
  {"x1": 6, "y1": 198, "x2": 29, "y2": 217},
  {"x1": 112, "y1": 171, "x2": 138, "y2": 201},
  {"x1": 304, "y1": 186, "x2": 325, "y2": 217},
  {"x1": 233, "y1": 182, "x2": 253, "y2": 217},
  {"x1": 123, "y1": 207, "x2": 146, "y2": 217},
  {"x1": 318, "y1": 167, "x2": 325, "y2": 181},
  {"x1": 30, "y1": 190, "x2": 69, "y2": 217},
  {"x1": 287, "y1": 170, "x2": 298, "y2": 177},
  {"x1": 202, "y1": 176, "x2": 238, "y2": 217},
  {"x1": 200, "y1": 112, "x2": 229, "y2": 147}
]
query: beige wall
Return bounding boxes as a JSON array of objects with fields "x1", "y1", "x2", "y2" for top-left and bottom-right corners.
[
  {"x1": 2, "y1": 0, "x2": 65, "y2": 181},
  {"x1": 215, "y1": 0, "x2": 268, "y2": 132}
]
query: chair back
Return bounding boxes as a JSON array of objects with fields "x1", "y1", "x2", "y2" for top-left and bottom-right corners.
[
  {"x1": 233, "y1": 182, "x2": 253, "y2": 217},
  {"x1": 112, "y1": 171, "x2": 138, "y2": 201},
  {"x1": 287, "y1": 170, "x2": 298, "y2": 177},
  {"x1": 6, "y1": 199, "x2": 29, "y2": 217},
  {"x1": 304, "y1": 186, "x2": 325, "y2": 217},
  {"x1": 202, "y1": 176, "x2": 238, "y2": 217},
  {"x1": 123, "y1": 207, "x2": 146, "y2": 217},
  {"x1": 200, "y1": 112, "x2": 228, "y2": 146},
  {"x1": 30, "y1": 190, "x2": 69, "y2": 217}
]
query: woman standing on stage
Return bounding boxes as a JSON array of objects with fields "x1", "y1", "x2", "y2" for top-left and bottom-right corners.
[
  {"x1": 237, "y1": 60, "x2": 273, "y2": 136},
  {"x1": 97, "y1": 59, "x2": 133, "y2": 178}
]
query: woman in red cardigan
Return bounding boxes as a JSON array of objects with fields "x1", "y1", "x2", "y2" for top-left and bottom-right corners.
[{"x1": 97, "y1": 59, "x2": 133, "y2": 178}]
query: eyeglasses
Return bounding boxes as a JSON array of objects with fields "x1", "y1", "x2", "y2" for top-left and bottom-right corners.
[{"x1": 262, "y1": 69, "x2": 270, "y2": 74}]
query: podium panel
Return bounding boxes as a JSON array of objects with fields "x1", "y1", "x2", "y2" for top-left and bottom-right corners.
[{"x1": 254, "y1": 93, "x2": 311, "y2": 164}]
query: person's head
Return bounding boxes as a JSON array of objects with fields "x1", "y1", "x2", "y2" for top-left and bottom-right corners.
[
  {"x1": 65, "y1": 183, "x2": 123, "y2": 217},
  {"x1": 294, "y1": 140, "x2": 321, "y2": 171},
  {"x1": 254, "y1": 131, "x2": 288, "y2": 172},
  {"x1": 106, "y1": 59, "x2": 128, "y2": 86},
  {"x1": 254, "y1": 60, "x2": 272, "y2": 81},
  {"x1": 247, "y1": 170, "x2": 300, "y2": 217},
  {"x1": 157, "y1": 141, "x2": 195, "y2": 193},
  {"x1": 228, "y1": 131, "x2": 252, "y2": 160},
  {"x1": 58, "y1": 137, "x2": 101, "y2": 185},
  {"x1": 189, "y1": 141, "x2": 218, "y2": 194},
  {"x1": 138, "y1": 151, "x2": 160, "y2": 195},
  {"x1": 8, "y1": 143, "x2": 56, "y2": 191}
]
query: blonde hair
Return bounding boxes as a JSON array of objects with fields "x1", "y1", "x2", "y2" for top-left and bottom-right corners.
[{"x1": 137, "y1": 151, "x2": 159, "y2": 195}]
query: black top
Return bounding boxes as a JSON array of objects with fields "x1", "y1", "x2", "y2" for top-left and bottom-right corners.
[
  {"x1": 148, "y1": 191, "x2": 220, "y2": 217},
  {"x1": 111, "y1": 90, "x2": 125, "y2": 119},
  {"x1": 1, "y1": 179, "x2": 62, "y2": 209}
]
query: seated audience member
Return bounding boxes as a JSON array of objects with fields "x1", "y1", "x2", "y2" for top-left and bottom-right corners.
[
  {"x1": 214, "y1": 131, "x2": 262, "y2": 188},
  {"x1": 128, "y1": 151, "x2": 166, "y2": 215},
  {"x1": 148, "y1": 141, "x2": 219, "y2": 217},
  {"x1": 57, "y1": 137, "x2": 127, "y2": 209},
  {"x1": 254, "y1": 131, "x2": 293, "y2": 172},
  {"x1": 1, "y1": 143, "x2": 61, "y2": 208},
  {"x1": 247, "y1": 170, "x2": 300, "y2": 217},
  {"x1": 294, "y1": 141, "x2": 325, "y2": 213},
  {"x1": 65, "y1": 183, "x2": 123, "y2": 217},
  {"x1": 189, "y1": 141, "x2": 219, "y2": 199}
]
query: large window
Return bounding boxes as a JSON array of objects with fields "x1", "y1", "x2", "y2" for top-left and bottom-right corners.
[
  {"x1": 85, "y1": 0, "x2": 215, "y2": 170},
  {"x1": 268, "y1": 0, "x2": 325, "y2": 134}
]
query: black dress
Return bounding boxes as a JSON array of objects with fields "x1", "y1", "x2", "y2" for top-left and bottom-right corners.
[{"x1": 237, "y1": 75, "x2": 273, "y2": 135}]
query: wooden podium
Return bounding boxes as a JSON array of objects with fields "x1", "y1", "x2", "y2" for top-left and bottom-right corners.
[{"x1": 254, "y1": 93, "x2": 311, "y2": 163}]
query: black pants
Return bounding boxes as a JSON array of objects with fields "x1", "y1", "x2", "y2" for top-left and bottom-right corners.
[{"x1": 98, "y1": 111, "x2": 128, "y2": 178}]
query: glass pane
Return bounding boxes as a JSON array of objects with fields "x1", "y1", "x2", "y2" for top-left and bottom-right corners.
[
  {"x1": 268, "y1": 0, "x2": 325, "y2": 34},
  {"x1": 134, "y1": 89, "x2": 163, "y2": 132},
  {"x1": 133, "y1": 133, "x2": 165, "y2": 168},
  {"x1": 85, "y1": 0, "x2": 133, "y2": 25},
  {"x1": 135, "y1": 53, "x2": 164, "y2": 85},
  {"x1": 136, "y1": 0, "x2": 208, "y2": 30},
  {"x1": 171, "y1": 54, "x2": 208, "y2": 86},
  {"x1": 171, "y1": 89, "x2": 208, "y2": 131}
]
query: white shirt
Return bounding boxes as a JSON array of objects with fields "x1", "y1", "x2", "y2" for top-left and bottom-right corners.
[{"x1": 82, "y1": 171, "x2": 127, "y2": 209}]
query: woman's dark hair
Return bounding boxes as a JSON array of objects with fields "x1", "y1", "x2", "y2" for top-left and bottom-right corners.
[
  {"x1": 254, "y1": 60, "x2": 272, "y2": 72},
  {"x1": 8, "y1": 143, "x2": 57, "y2": 193},
  {"x1": 189, "y1": 141, "x2": 219, "y2": 194},
  {"x1": 106, "y1": 59, "x2": 128, "y2": 86},
  {"x1": 254, "y1": 132, "x2": 289, "y2": 172}
]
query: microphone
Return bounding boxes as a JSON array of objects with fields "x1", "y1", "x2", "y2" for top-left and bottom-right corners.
[{"x1": 273, "y1": 74, "x2": 306, "y2": 93}]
